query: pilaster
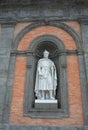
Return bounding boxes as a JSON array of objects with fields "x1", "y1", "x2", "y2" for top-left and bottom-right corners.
[{"x1": 0, "y1": 22, "x2": 15, "y2": 123}]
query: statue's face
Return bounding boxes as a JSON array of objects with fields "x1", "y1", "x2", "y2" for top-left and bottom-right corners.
[{"x1": 44, "y1": 52, "x2": 49, "y2": 58}]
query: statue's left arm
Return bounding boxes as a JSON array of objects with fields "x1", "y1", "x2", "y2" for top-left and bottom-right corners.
[{"x1": 51, "y1": 62, "x2": 57, "y2": 94}]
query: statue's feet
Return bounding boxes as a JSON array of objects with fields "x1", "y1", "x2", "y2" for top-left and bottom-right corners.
[
  {"x1": 41, "y1": 97, "x2": 45, "y2": 100},
  {"x1": 50, "y1": 97, "x2": 55, "y2": 100}
]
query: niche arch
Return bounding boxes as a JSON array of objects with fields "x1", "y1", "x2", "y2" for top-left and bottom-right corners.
[
  {"x1": 24, "y1": 35, "x2": 69, "y2": 118},
  {"x1": 3, "y1": 21, "x2": 88, "y2": 123},
  {"x1": 13, "y1": 22, "x2": 82, "y2": 50}
]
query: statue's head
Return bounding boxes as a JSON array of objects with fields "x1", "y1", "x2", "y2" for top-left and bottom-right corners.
[{"x1": 43, "y1": 50, "x2": 49, "y2": 58}]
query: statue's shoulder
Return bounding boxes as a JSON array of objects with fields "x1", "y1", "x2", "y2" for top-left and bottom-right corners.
[
  {"x1": 38, "y1": 58, "x2": 54, "y2": 64},
  {"x1": 38, "y1": 58, "x2": 44, "y2": 63},
  {"x1": 39, "y1": 58, "x2": 44, "y2": 61},
  {"x1": 48, "y1": 59, "x2": 54, "y2": 63},
  {"x1": 49, "y1": 59, "x2": 55, "y2": 67}
]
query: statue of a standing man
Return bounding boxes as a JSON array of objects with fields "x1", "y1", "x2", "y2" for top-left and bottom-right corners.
[{"x1": 35, "y1": 50, "x2": 57, "y2": 100}]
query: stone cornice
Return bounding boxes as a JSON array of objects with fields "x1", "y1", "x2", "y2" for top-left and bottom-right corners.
[
  {"x1": 10, "y1": 49, "x2": 83, "y2": 57},
  {"x1": 0, "y1": 4, "x2": 87, "y2": 23},
  {"x1": 0, "y1": 0, "x2": 88, "y2": 9},
  {"x1": 78, "y1": 18, "x2": 88, "y2": 25},
  {"x1": 0, "y1": 1, "x2": 87, "y2": 22}
]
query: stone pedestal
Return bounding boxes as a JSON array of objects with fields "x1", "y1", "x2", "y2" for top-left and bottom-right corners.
[{"x1": 35, "y1": 99, "x2": 58, "y2": 109}]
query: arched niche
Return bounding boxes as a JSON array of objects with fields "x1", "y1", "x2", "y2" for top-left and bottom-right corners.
[
  {"x1": 13, "y1": 22, "x2": 82, "y2": 51},
  {"x1": 34, "y1": 41, "x2": 60, "y2": 101},
  {"x1": 4, "y1": 22, "x2": 88, "y2": 124},
  {"x1": 24, "y1": 35, "x2": 69, "y2": 118}
]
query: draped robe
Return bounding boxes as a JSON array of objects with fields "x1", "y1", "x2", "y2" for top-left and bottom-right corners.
[{"x1": 35, "y1": 58, "x2": 57, "y2": 99}]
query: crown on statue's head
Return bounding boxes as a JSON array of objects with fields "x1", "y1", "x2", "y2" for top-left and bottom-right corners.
[{"x1": 43, "y1": 50, "x2": 49, "y2": 55}]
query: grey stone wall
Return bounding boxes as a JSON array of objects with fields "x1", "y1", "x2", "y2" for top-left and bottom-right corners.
[
  {"x1": 0, "y1": 0, "x2": 88, "y2": 22},
  {"x1": 0, "y1": 1, "x2": 88, "y2": 129},
  {"x1": 0, "y1": 125, "x2": 88, "y2": 130},
  {"x1": 80, "y1": 21, "x2": 88, "y2": 125},
  {"x1": 0, "y1": 23, "x2": 15, "y2": 123}
]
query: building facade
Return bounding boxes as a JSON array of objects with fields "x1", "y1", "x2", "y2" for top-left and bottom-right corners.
[{"x1": 0, "y1": 0, "x2": 88, "y2": 130}]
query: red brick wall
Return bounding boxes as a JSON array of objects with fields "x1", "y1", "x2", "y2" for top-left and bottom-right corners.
[
  {"x1": 63, "y1": 21, "x2": 81, "y2": 37},
  {"x1": 9, "y1": 22, "x2": 84, "y2": 125}
]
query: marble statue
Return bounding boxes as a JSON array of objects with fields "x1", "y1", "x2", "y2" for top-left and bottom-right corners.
[{"x1": 35, "y1": 50, "x2": 57, "y2": 100}]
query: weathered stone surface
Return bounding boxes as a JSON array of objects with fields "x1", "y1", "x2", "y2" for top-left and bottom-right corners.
[
  {"x1": 0, "y1": 1, "x2": 88, "y2": 128},
  {"x1": 0, "y1": 24, "x2": 15, "y2": 123},
  {"x1": 0, "y1": 125, "x2": 88, "y2": 130},
  {"x1": 80, "y1": 23, "x2": 88, "y2": 125},
  {"x1": 0, "y1": 1, "x2": 87, "y2": 22}
]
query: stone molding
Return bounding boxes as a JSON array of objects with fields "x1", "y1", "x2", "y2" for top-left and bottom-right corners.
[
  {"x1": 0, "y1": 0, "x2": 87, "y2": 8},
  {"x1": 10, "y1": 49, "x2": 83, "y2": 56},
  {"x1": 24, "y1": 35, "x2": 69, "y2": 118},
  {"x1": 1, "y1": 124, "x2": 88, "y2": 130},
  {"x1": 13, "y1": 22, "x2": 82, "y2": 50}
]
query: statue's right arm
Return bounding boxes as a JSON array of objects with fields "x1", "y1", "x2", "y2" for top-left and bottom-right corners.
[{"x1": 37, "y1": 61, "x2": 42, "y2": 75}]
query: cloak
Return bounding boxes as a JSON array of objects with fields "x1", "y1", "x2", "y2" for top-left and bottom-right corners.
[{"x1": 35, "y1": 58, "x2": 57, "y2": 97}]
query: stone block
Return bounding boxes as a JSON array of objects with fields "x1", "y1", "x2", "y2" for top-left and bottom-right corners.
[{"x1": 35, "y1": 99, "x2": 58, "y2": 109}]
